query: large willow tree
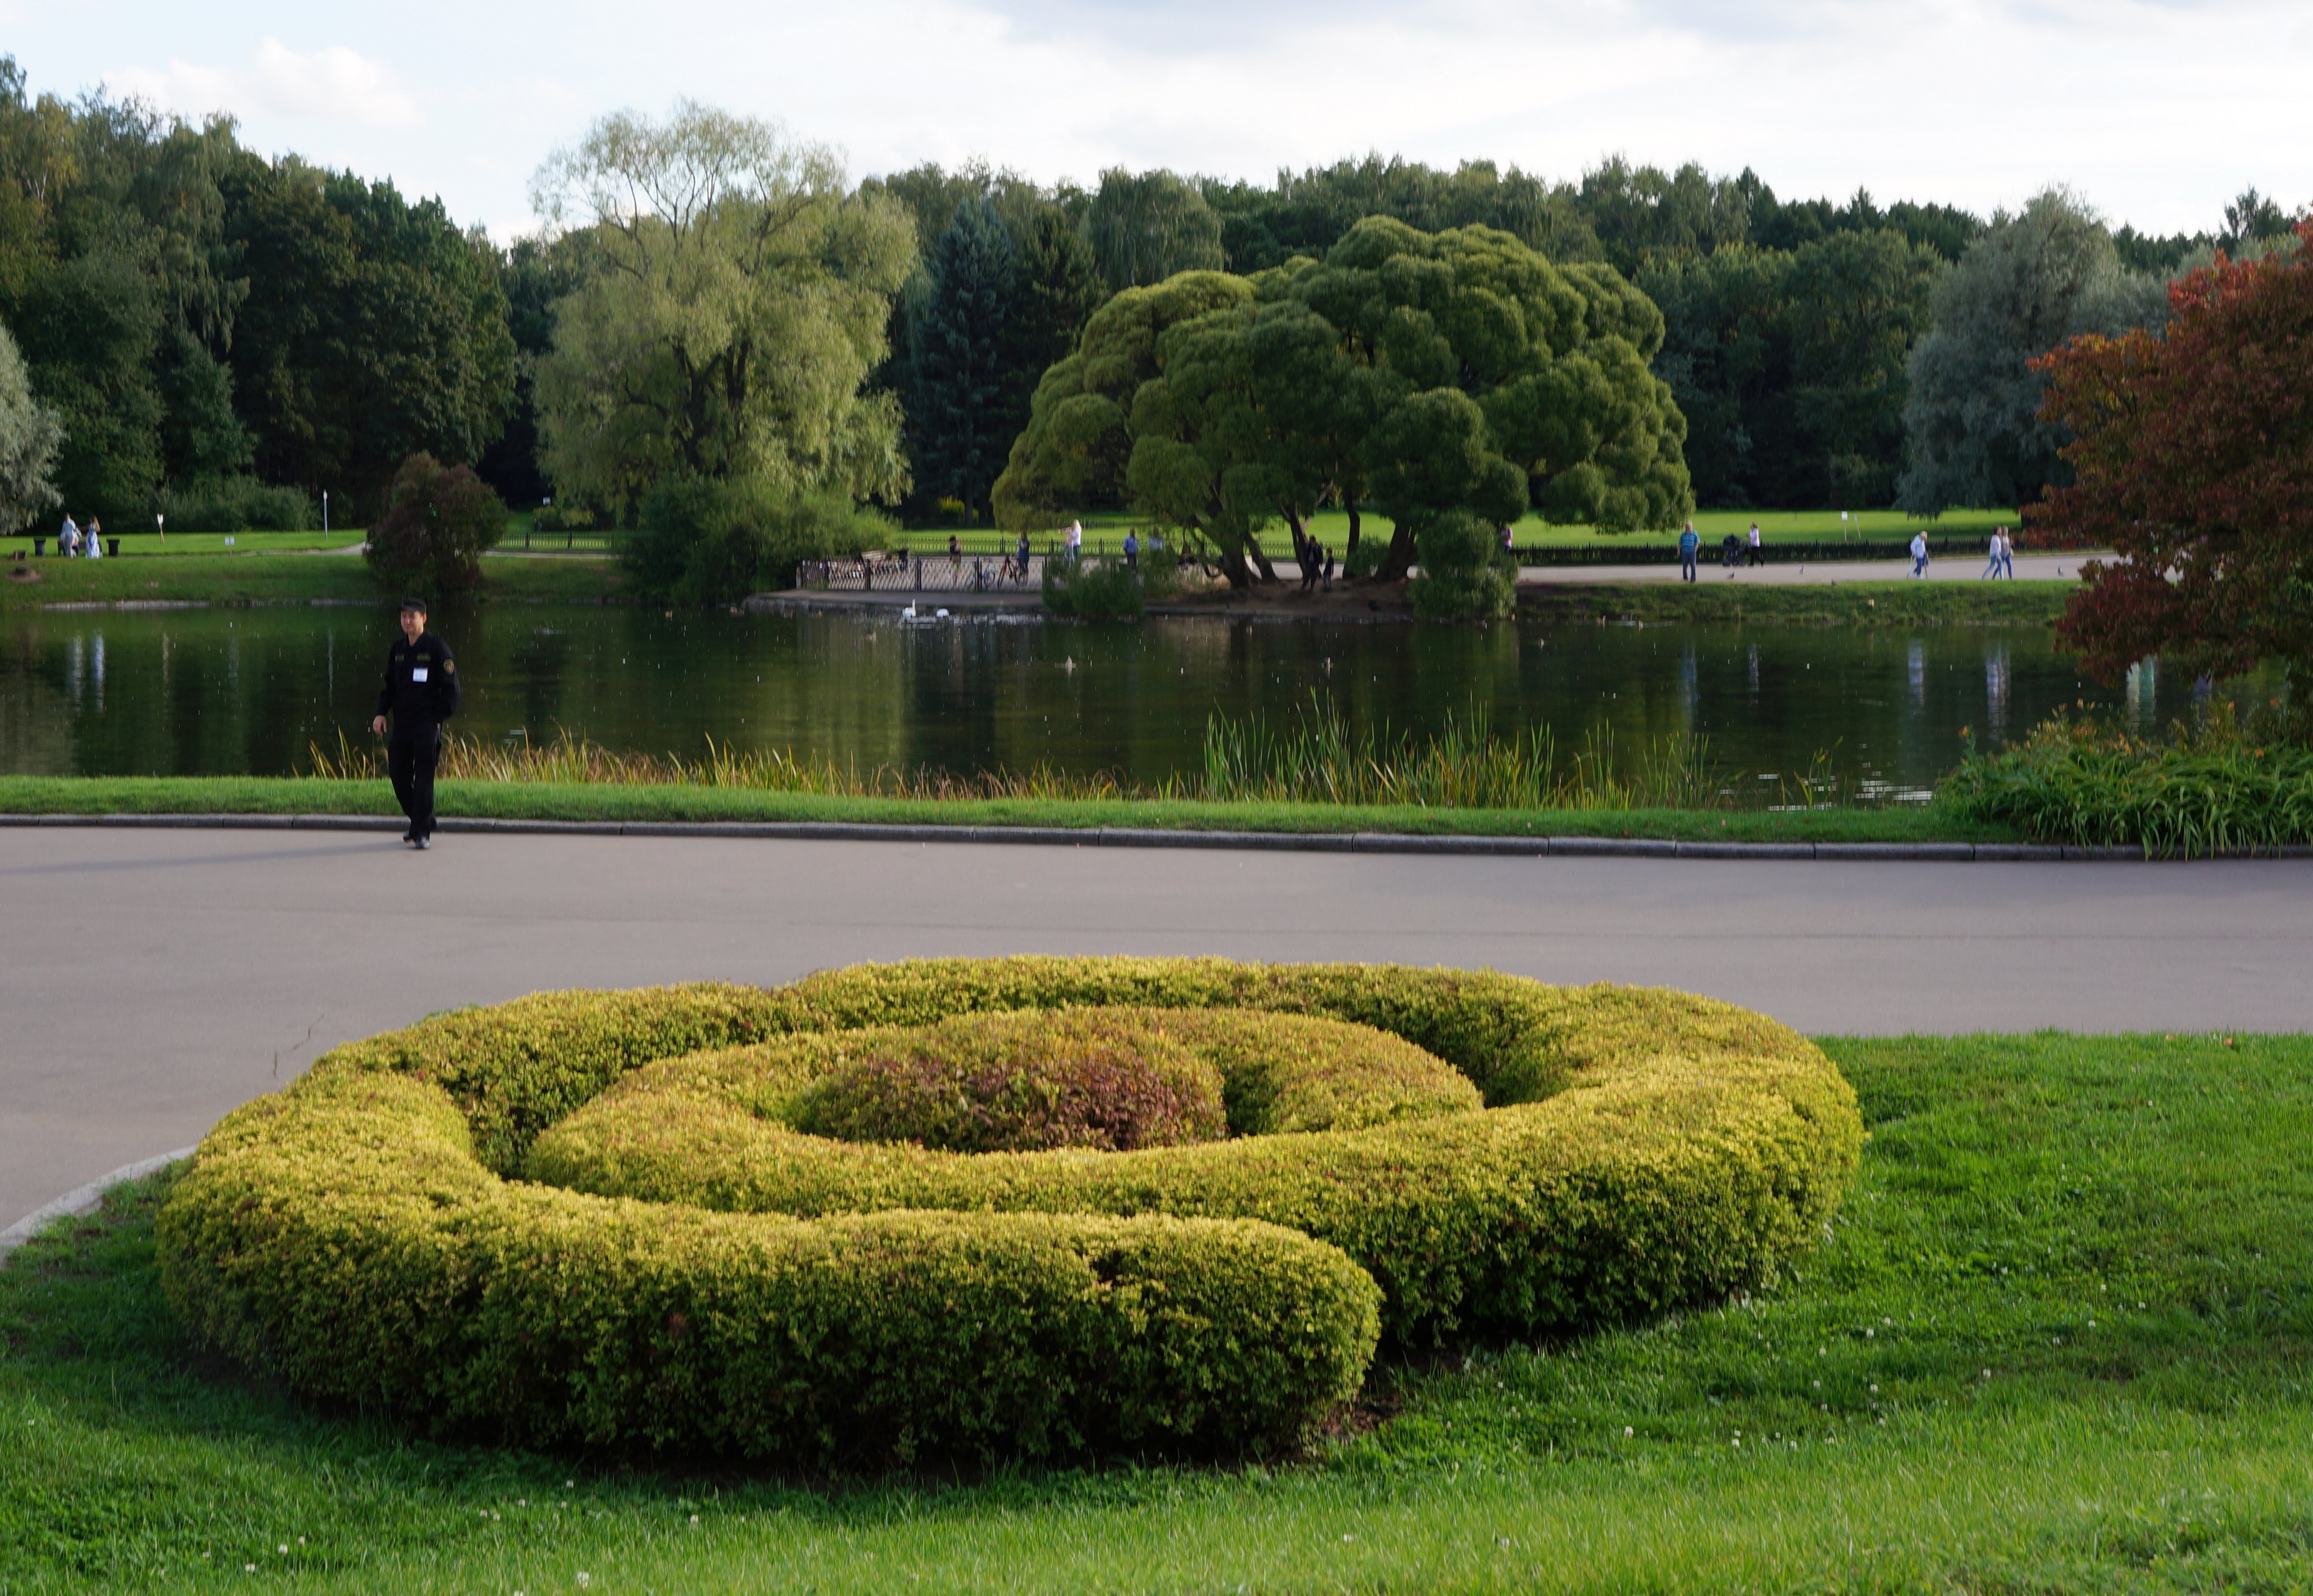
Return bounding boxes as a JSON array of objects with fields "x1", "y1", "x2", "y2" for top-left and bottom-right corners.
[{"x1": 530, "y1": 103, "x2": 915, "y2": 517}]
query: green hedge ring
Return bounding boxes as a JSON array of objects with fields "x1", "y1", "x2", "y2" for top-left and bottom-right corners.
[{"x1": 157, "y1": 957, "x2": 1862, "y2": 1468}]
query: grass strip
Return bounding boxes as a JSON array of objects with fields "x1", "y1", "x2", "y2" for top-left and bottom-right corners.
[
  {"x1": 0, "y1": 774, "x2": 2021, "y2": 845},
  {"x1": 4, "y1": 1030, "x2": 2308, "y2": 1591},
  {"x1": 2, "y1": 552, "x2": 627, "y2": 610}
]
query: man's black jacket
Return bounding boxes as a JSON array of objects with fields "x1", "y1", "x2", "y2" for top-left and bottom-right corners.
[{"x1": 376, "y1": 631, "x2": 461, "y2": 725}]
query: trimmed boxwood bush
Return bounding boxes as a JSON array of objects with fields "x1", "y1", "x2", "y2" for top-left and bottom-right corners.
[{"x1": 158, "y1": 958, "x2": 1862, "y2": 1468}]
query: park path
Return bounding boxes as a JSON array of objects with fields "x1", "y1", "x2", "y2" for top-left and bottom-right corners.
[
  {"x1": 3, "y1": 827, "x2": 2308, "y2": 1229},
  {"x1": 1517, "y1": 553, "x2": 2083, "y2": 585}
]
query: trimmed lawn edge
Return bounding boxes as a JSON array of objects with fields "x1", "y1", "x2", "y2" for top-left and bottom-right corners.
[{"x1": 0, "y1": 775, "x2": 2017, "y2": 846}]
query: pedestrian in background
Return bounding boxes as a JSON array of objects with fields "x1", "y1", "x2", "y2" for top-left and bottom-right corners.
[
  {"x1": 1981, "y1": 528, "x2": 2004, "y2": 579},
  {"x1": 58, "y1": 514, "x2": 79, "y2": 557},
  {"x1": 1748, "y1": 523, "x2": 1763, "y2": 566},
  {"x1": 1910, "y1": 530, "x2": 1930, "y2": 578},
  {"x1": 1999, "y1": 526, "x2": 2016, "y2": 578},
  {"x1": 371, "y1": 597, "x2": 460, "y2": 850},
  {"x1": 1678, "y1": 521, "x2": 1699, "y2": 582}
]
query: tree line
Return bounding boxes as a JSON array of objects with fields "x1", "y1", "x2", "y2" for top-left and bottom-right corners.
[
  {"x1": 0, "y1": 58, "x2": 512, "y2": 533},
  {"x1": 3, "y1": 54, "x2": 2303, "y2": 580}
]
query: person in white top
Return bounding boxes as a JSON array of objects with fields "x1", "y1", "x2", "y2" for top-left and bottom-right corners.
[
  {"x1": 1066, "y1": 520, "x2": 1083, "y2": 561},
  {"x1": 1747, "y1": 523, "x2": 1763, "y2": 567},
  {"x1": 1910, "y1": 531, "x2": 1929, "y2": 578},
  {"x1": 1982, "y1": 528, "x2": 2004, "y2": 579}
]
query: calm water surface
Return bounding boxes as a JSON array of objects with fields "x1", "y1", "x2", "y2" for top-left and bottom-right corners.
[{"x1": 0, "y1": 603, "x2": 2200, "y2": 798}]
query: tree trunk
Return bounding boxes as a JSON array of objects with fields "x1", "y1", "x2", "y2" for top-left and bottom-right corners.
[
  {"x1": 1283, "y1": 505, "x2": 1308, "y2": 563},
  {"x1": 1373, "y1": 521, "x2": 1418, "y2": 583},
  {"x1": 1345, "y1": 499, "x2": 1362, "y2": 554}
]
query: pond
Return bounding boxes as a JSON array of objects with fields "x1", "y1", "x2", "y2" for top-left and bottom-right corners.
[{"x1": 0, "y1": 602, "x2": 2201, "y2": 799}]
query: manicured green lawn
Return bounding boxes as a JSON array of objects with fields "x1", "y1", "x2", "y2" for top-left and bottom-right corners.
[
  {"x1": 4, "y1": 1031, "x2": 2307, "y2": 1591},
  {"x1": 8, "y1": 531, "x2": 367, "y2": 557},
  {"x1": 0, "y1": 775, "x2": 2023, "y2": 845},
  {"x1": 1, "y1": 552, "x2": 627, "y2": 611}
]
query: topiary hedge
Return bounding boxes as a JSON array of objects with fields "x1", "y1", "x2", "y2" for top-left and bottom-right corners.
[{"x1": 157, "y1": 958, "x2": 1862, "y2": 1468}]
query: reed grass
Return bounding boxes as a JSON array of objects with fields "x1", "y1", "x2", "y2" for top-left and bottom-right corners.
[
  {"x1": 309, "y1": 699, "x2": 1860, "y2": 814},
  {"x1": 1938, "y1": 707, "x2": 2313, "y2": 854}
]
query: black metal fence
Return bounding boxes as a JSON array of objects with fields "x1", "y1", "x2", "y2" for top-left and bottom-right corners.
[
  {"x1": 798, "y1": 548, "x2": 1060, "y2": 593},
  {"x1": 1510, "y1": 537, "x2": 1991, "y2": 567}
]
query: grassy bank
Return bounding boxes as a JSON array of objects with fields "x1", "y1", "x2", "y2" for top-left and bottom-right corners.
[
  {"x1": 2, "y1": 552, "x2": 627, "y2": 611},
  {"x1": 0, "y1": 773, "x2": 2016, "y2": 845},
  {"x1": 5, "y1": 1030, "x2": 2308, "y2": 1592},
  {"x1": 1520, "y1": 580, "x2": 2073, "y2": 628}
]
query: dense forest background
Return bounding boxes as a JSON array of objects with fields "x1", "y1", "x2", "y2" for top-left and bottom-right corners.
[{"x1": 1, "y1": 53, "x2": 2300, "y2": 537}]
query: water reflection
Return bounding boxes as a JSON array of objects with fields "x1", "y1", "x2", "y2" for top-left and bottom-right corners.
[{"x1": 0, "y1": 604, "x2": 2251, "y2": 796}]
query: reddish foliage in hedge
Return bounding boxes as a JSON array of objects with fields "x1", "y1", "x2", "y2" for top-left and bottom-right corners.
[
  {"x1": 794, "y1": 1009, "x2": 1228, "y2": 1153},
  {"x1": 2029, "y1": 223, "x2": 2313, "y2": 683}
]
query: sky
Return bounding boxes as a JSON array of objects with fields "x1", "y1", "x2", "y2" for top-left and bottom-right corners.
[{"x1": 4, "y1": 0, "x2": 2308, "y2": 242}]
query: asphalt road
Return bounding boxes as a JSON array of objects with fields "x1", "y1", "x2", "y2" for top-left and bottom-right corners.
[{"x1": 5, "y1": 826, "x2": 2308, "y2": 1229}]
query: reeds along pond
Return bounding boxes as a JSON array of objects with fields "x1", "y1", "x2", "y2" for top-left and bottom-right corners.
[{"x1": 308, "y1": 700, "x2": 1860, "y2": 813}]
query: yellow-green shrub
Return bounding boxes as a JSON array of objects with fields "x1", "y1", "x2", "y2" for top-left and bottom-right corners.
[
  {"x1": 159, "y1": 957, "x2": 1862, "y2": 1464},
  {"x1": 159, "y1": 1068, "x2": 1378, "y2": 1465}
]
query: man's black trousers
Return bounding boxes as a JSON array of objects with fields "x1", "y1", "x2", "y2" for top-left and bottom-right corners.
[{"x1": 388, "y1": 722, "x2": 442, "y2": 838}]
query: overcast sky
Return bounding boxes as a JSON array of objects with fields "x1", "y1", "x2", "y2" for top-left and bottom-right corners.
[{"x1": 5, "y1": 0, "x2": 2307, "y2": 242}]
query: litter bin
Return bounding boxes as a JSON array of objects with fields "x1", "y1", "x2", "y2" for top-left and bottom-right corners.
[
  {"x1": 108, "y1": 537, "x2": 120, "y2": 557},
  {"x1": 33, "y1": 536, "x2": 45, "y2": 557}
]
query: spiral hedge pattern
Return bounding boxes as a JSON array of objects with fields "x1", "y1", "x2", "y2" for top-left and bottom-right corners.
[{"x1": 157, "y1": 958, "x2": 1862, "y2": 1467}]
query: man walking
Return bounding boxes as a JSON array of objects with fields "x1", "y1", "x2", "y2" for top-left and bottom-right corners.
[
  {"x1": 1910, "y1": 530, "x2": 1930, "y2": 578},
  {"x1": 370, "y1": 597, "x2": 460, "y2": 850},
  {"x1": 1679, "y1": 521, "x2": 1699, "y2": 582},
  {"x1": 1748, "y1": 523, "x2": 1763, "y2": 566}
]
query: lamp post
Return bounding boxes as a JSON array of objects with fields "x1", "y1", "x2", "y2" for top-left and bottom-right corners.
[
  {"x1": 322, "y1": 490, "x2": 330, "y2": 536},
  {"x1": 155, "y1": 512, "x2": 165, "y2": 544}
]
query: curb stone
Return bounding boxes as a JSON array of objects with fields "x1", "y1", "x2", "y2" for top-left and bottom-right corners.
[
  {"x1": 1, "y1": 1148, "x2": 198, "y2": 1261},
  {"x1": 6, "y1": 810, "x2": 2307, "y2": 860}
]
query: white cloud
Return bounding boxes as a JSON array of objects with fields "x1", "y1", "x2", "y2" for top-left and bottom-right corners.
[
  {"x1": 105, "y1": 38, "x2": 419, "y2": 131},
  {"x1": 28, "y1": 0, "x2": 2310, "y2": 237}
]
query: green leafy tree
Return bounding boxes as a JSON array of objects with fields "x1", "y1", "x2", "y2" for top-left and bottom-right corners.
[
  {"x1": 1780, "y1": 229, "x2": 1945, "y2": 508},
  {"x1": 1202, "y1": 157, "x2": 1601, "y2": 274},
  {"x1": 992, "y1": 269, "x2": 1251, "y2": 533},
  {"x1": 1009, "y1": 201, "x2": 1103, "y2": 379},
  {"x1": 226, "y1": 158, "x2": 514, "y2": 513},
  {"x1": 1287, "y1": 218, "x2": 1691, "y2": 581},
  {"x1": 1125, "y1": 296, "x2": 1377, "y2": 585},
  {"x1": 531, "y1": 103, "x2": 914, "y2": 520},
  {"x1": 0, "y1": 314, "x2": 62, "y2": 531},
  {"x1": 1083, "y1": 169, "x2": 1223, "y2": 293},
  {"x1": 364, "y1": 452, "x2": 506, "y2": 593},
  {"x1": 1002, "y1": 219, "x2": 1689, "y2": 614},
  {"x1": 1899, "y1": 189, "x2": 2166, "y2": 516},
  {"x1": 907, "y1": 197, "x2": 1025, "y2": 521},
  {"x1": 478, "y1": 231, "x2": 592, "y2": 506},
  {"x1": 624, "y1": 473, "x2": 889, "y2": 604}
]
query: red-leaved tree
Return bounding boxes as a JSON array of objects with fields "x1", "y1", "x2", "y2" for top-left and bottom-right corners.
[{"x1": 2030, "y1": 222, "x2": 2313, "y2": 688}]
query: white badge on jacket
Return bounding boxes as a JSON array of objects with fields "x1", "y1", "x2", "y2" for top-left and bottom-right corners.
[{"x1": 411, "y1": 667, "x2": 430, "y2": 682}]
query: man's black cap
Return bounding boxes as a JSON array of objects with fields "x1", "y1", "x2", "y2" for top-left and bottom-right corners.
[{"x1": 400, "y1": 596, "x2": 428, "y2": 614}]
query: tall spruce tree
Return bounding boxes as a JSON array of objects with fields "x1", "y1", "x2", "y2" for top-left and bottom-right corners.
[{"x1": 907, "y1": 197, "x2": 1024, "y2": 520}]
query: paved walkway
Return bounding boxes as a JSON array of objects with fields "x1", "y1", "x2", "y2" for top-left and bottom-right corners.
[
  {"x1": 4, "y1": 827, "x2": 2308, "y2": 1229},
  {"x1": 1519, "y1": 554, "x2": 2083, "y2": 585}
]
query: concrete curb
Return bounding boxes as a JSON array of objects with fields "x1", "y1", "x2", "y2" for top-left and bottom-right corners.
[
  {"x1": 5, "y1": 810, "x2": 2311, "y2": 860},
  {"x1": 1, "y1": 1147, "x2": 198, "y2": 1262}
]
